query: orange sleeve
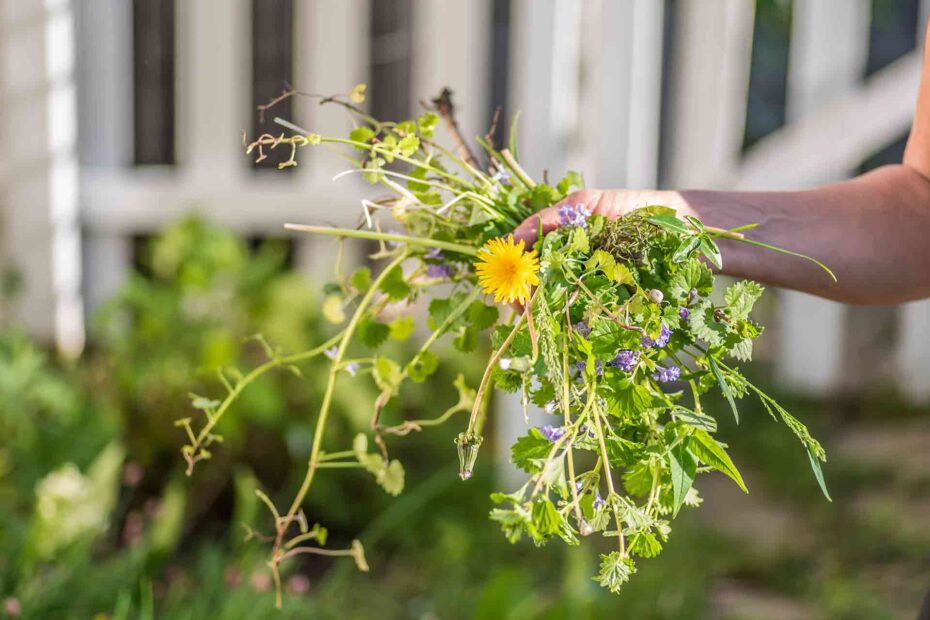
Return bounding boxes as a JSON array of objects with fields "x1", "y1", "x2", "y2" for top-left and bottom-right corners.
[{"x1": 904, "y1": 20, "x2": 930, "y2": 178}]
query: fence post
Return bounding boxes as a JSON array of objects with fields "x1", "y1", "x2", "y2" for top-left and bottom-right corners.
[{"x1": 775, "y1": 0, "x2": 870, "y2": 394}]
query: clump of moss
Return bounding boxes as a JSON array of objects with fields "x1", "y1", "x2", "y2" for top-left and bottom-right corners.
[{"x1": 595, "y1": 212, "x2": 661, "y2": 263}]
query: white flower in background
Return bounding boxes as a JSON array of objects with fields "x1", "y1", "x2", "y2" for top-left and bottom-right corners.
[{"x1": 33, "y1": 463, "x2": 108, "y2": 558}]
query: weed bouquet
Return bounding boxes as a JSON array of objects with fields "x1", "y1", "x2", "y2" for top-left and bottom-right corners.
[{"x1": 177, "y1": 85, "x2": 833, "y2": 604}]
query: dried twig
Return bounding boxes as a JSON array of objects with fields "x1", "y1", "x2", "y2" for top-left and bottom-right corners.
[{"x1": 429, "y1": 88, "x2": 479, "y2": 169}]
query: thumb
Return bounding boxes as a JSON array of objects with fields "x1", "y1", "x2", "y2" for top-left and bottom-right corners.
[{"x1": 511, "y1": 207, "x2": 563, "y2": 249}]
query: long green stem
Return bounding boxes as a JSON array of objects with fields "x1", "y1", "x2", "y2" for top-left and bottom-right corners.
[
  {"x1": 467, "y1": 312, "x2": 525, "y2": 434},
  {"x1": 283, "y1": 253, "x2": 408, "y2": 521},
  {"x1": 284, "y1": 224, "x2": 478, "y2": 256}
]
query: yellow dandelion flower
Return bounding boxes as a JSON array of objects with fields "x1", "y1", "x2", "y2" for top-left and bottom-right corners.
[{"x1": 475, "y1": 235, "x2": 540, "y2": 304}]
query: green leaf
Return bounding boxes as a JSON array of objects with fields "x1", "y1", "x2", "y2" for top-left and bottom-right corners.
[
  {"x1": 586, "y1": 250, "x2": 634, "y2": 285},
  {"x1": 377, "y1": 459, "x2": 405, "y2": 496},
  {"x1": 556, "y1": 170, "x2": 584, "y2": 195},
  {"x1": 379, "y1": 265, "x2": 410, "y2": 301},
  {"x1": 405, "y1": 350, "x2": 438, "y2": 383},
  {"x1": 594, "y1": 552, "x2": 636, "y2": 594},
  {"x1": 708, "y1": 357, "x2": 739, "y2": 423},
  {"x1": 349, "y1": 126, "x2": 375, "y2": 144},
  {"x1": 688, "y1": 429, "x2": 748, "y2": 493},
  {"x1": 724, "y1": 281, "x2": 764, "y2": 321},
  {"x1": 357, "y1": 317, "x2": 390, "y2": 349},
  {"x1": 668, "y1": 443, "x2": 697, "y2": 517},
  {"x1": 416, "y1": 112, "x2": 439, "y2": 137},
  {"x1": 467, "y1": 300, "x2": 499, "y2": 330},
  {"x1": 589, "y1": 320, "x2": 640, "y2": 358},
  {"x1": 453, "y1": 327, "x2": 478, "y2": 352},
  {"x1": 511, "y1": 428, "x2": 554, "y2": 473},
  {"x1": 629, "y1": 531, "x2": 663, "y2": 558},
  {"x1": 191, "y1": 396, "x2": 220, "y2": 411},
  {"x1": 648, "y1": 214, "x2": 691, "y2": 235},
  {"x1": 698, "y1": 236, "x2": 722, "y2": 270},
  {"x1": 350, "y1": 267, "x2": 372, "y2": 292},
  {"x1": 669, "y1": 259, "x2": 713, "y2": 299},
  {"x1": 397, "y1": 134, "x2": 420, "y2": 157},
  {"x1": 672, "y1": 407, "x2": 717, "y2": 432},
  {"x1": 373, "y1": 357, "x2": 403, "y2": 394},
  {"x1": 569, "y1": 227, "x2": 590, "y2": 254},
  {"x1": 388, "y1": 317, "x2": 415, "y2": 341},
  {"x1": 807, "y1": 446, "x2": 832, "y2": 502},
  {"x1": 688, "y1": 300, "x2": 727, "y2": 346},
  {"x1": 671, "y1": 236, "x2": 701, "y2": 263}
]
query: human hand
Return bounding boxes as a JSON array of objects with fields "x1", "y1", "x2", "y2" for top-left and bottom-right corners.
[{"x1": 511, "y1": 189, "x2": 685, "y2": 248}]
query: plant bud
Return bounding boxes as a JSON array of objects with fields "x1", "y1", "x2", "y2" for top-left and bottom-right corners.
[
  {"x1": 688, "y1": 288, "x2": 698, "y2": 304},
  {"x1": 455, "y1": 432, "x2": 483, "y2": 481},
  {"x1": 579, "y1": 520, "x2": 594, "y2": 537},
  {"x1": 647, "y1": 289, "x2": 664, "y2": 304}
]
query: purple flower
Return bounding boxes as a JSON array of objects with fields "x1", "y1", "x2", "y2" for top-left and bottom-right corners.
[
  {"x1": 642, "y1": 323, "x2": 672, "y2": 348},
  {"x1": 575, "y1": 360, "x2": 604, "y2": 376},
  {"x1": 608, "y1": 350, "x2": 639, "y2": 372},
  {"x1": 491, "y1": 166, "x2": 511, "y2": 185},
  {"x1": 652, "y1": 365, "x2": 681, "y2": 383},
  {"x1": 427, "y1": 264, "x2": 453, "y2": 278},
  {"x1": 593, "y1": 490, "x2": 605, "y2": 509},
  {"x1": 344, "y1": 362, "x2": 360, "y2": 376},
  {"x1": 558, "y1": 203, "x2": 591, "y2": 228},
  {"x1": 539, "y1": 425, "x2": 566, "y2": 442},
  {"x1": 679, "y1": 306, "x2": 690, "y2": 320},
  {"x1": 425, "y1": 248, "x2": 453, "y2": 279},
  {"x1": 573, "y1": 321, "x2": 591, "y2": 338},
  {"x1": 324, "y1": 346, "x2": 338, "y2": 361}
]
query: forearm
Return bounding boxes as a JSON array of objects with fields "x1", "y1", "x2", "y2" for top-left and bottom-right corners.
[{"x1": 661, "y1": 165, "x2": 930, "y2": 304}]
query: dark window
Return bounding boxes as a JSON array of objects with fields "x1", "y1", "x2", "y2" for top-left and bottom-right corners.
[
  {"x1": 486, "y1": 0, "x2": 511, "y2": 149},
  {"x1": 657, "y1": 0, "x2": 679, "y2": 186},
  {"x1": 133, "y1": 0, "x2": 175, "y2": 165},
  {"x1": 369, "y1": 0, "x2": 412, "y2": 121},
  {"x1": 742, "y1": 0, "x2": 793, "y2": 151},
  {"x1": 252, "y1": 0, "x2": 295, "y2": 171},
  {"x1": 865, "y1": 0, "x2": 919, "y2": 77}
]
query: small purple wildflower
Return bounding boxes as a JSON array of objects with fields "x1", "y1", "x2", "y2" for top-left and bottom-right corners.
[
  {"x1": 324, "y1": 346, "x2": 338, "y2": 361},
  {"x1": 427, "y1": 263, "x2": 453, "y2": 278},
  {"x1": 425, "y1": 248, "x2": 453, "y2": 279},
  {"x1": 344, "y1": 362, "x2": 360, "y2": 376},
  {"x1": 608, "y1": 350, "x2": 639, "y2": 372},
  {"x1": 540, "y1": 425, "x2": 566, "y2": 442},
  {"x1": 573, "y1": 359, "x2": 604, "y2": 376},
  {"x1": 575, "y1": 480, "x2": 584, "y2": 493},
  {"x1": 593, "y1": 490, "x2": 605, "y2": 509},
  {"x1": 679, "y1": 306, "x2": 690, "y2": 320},
  {"x1": 573, "y1": 321, "x2": 591, "y2": 338},
  {"x1": 642, "y1": 323, "x2": 672, "y2": 348},
  {"x1": 491, "y1": 166, "x2": 511, "y2": 185},
  {"x1": 652, "y1": 365, "x2": 682, "y2": 383},
  {"x1": 558, "y1": 203, "x2": 591, "y2": 228}
]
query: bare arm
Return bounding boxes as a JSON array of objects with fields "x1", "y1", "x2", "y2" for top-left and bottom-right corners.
[{"x1": 514, "y1": 27, "x2": 930, "y2": 306}]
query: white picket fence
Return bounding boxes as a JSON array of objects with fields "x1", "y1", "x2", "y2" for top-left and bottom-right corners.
[{"x1": 3, "y1": 0, "x2": 930, "y2": 410}]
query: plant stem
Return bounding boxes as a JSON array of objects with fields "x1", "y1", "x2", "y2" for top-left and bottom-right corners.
[
  {"x1": 591, "y1": 401, "x2": 626, "y2": 555},
  {"x1": 467, "y1": 312, "x2": 525, "y2": 434},
  {"x1": 282, "y1": 253, "x2": 408, "y2": 522},
  {"x1": 500, "y1": 148, "x2": 535, "y2": 189},
  {"x1": 284, "y1": 224, "x2": 478, "y2": 256}
]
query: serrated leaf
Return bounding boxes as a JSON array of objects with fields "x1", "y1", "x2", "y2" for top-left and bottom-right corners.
[
  {"x1": 595, "y1": 552, "x2": 636, "y2": 594},
  {"x1": 688, "y1": 300, "x2": 727, "y2": 346},
  {"x1": 511, "y1": 428, "x2": 554, "y2": 473},
  {"x1": 669, "y1": 259, "x2": 713, "y2": 299},
  {"x1": 357, "y1": 317, "x2": 390, "y2": 348},
  {"x1": 349, "y1": 126, "x2": 375, "y2": 144},
  {"x1": 725, "y1": 280, "x2": 764, "y2": 321},
  {"x1": 379, "y1": 265, "x2": 410, "y2": 301},
  {"x1": 688, "y1": 429, "x2": 748, "y2": 493},
  {"x1": 377, "y1": 459, "x2": 405, "y2": 496},
  {"x1": 629, "y1": 531, "x2": 663, "y2": 558},
  {"x1": 397, "y1": 134, "x2": 420, "y2": 157}
]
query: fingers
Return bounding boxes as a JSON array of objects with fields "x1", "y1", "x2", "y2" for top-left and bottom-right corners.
[{"x1": 511, "y1": 208, "x2": 563, "y2": 248}]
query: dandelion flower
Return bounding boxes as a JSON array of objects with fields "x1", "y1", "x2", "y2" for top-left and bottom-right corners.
[{"x1": 475, "y1": 235, "x2": 540, "y2": 303}]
